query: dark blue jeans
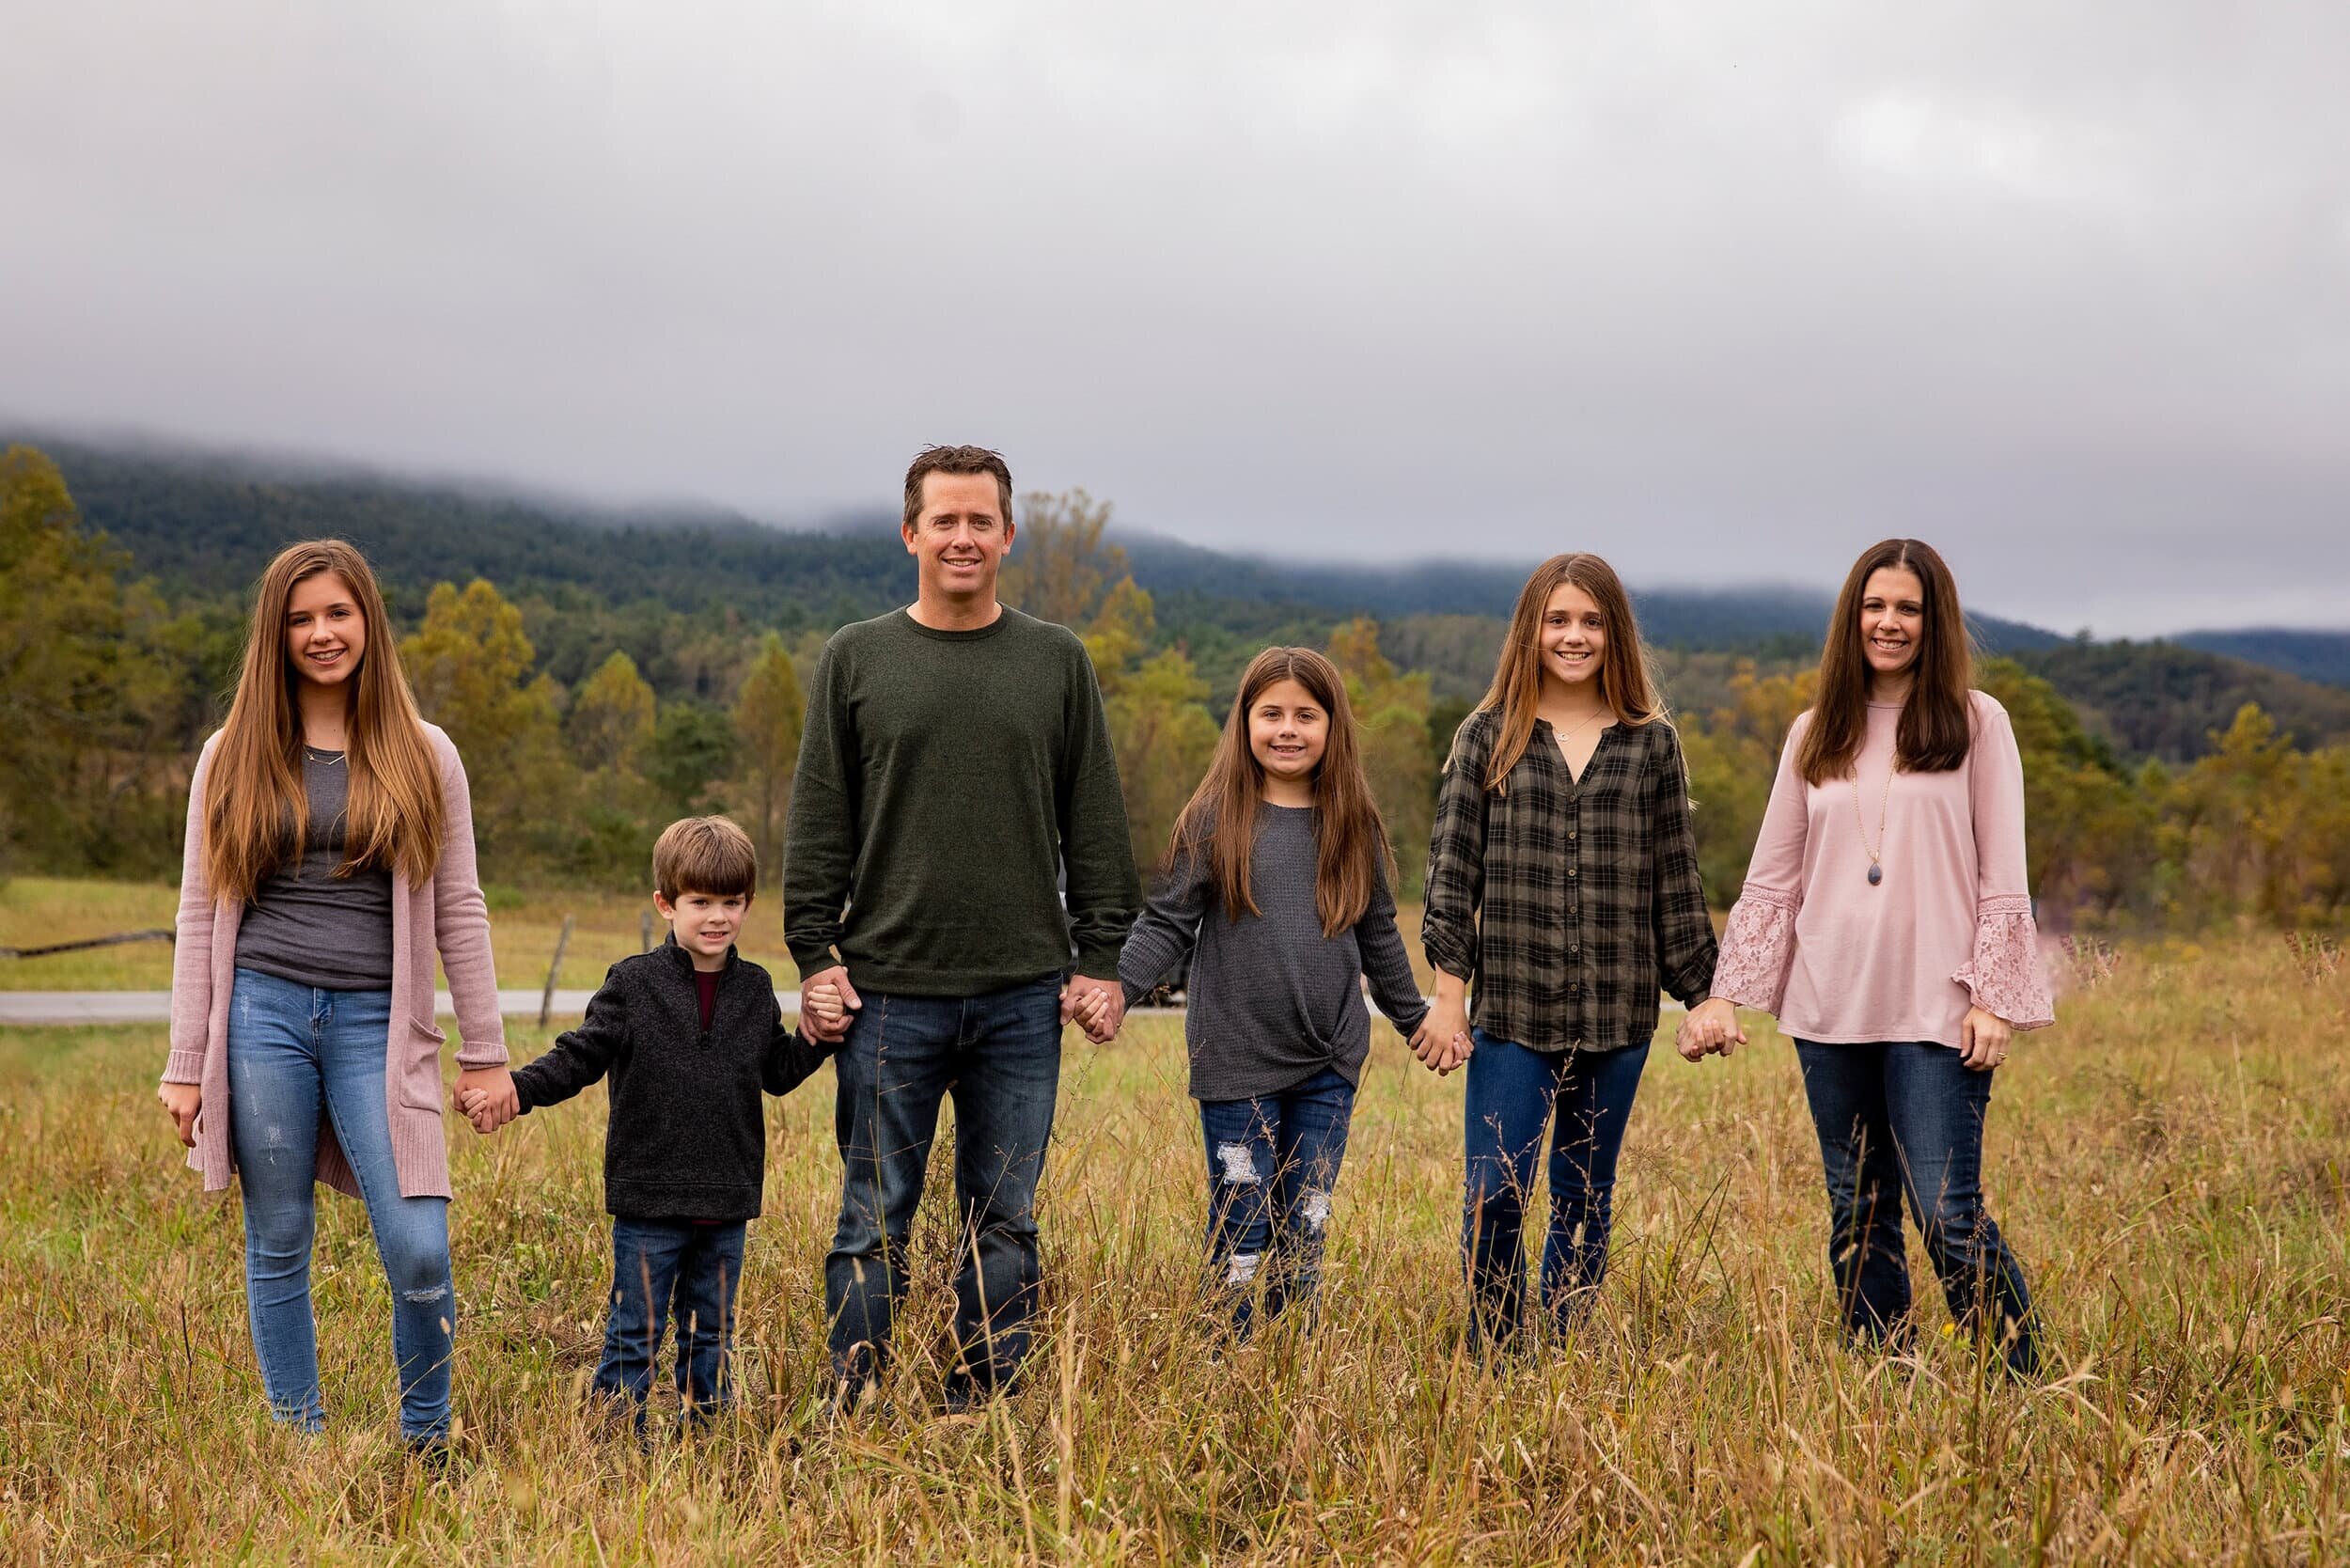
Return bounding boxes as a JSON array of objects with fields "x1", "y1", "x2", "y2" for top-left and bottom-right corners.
[
  {"x1": 1198, "y1": 1066, "x2": 1356, "y2": 1340},
  {"x1": 1794, "y1": 1041, "x2": 2039, "y2": 1375},
  {"x1": 227, "y1": 969, "x2": 454, "y2": 1442},
  {"x1": 595, "y1": 1216, "x2": 746, "y2": 1422},
  {"x1": 825, "y1": 979, "x2": 1062, "y2": 1402},
  {"x1": 1463, "y1": 1031, "x2": 1650, "y2": 1345}
]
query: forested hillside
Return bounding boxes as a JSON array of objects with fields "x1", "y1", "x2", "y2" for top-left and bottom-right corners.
[{"x1": 8, "y1": 438, "x2": 2346, "y2": 929}]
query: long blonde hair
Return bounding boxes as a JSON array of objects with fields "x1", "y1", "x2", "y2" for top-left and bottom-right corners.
[
  {"x1": 1168, "y1": 647, "x2": 1391, "y2": 937},
  {"x1": 1474, "y1": 552, "x2": 1664, "y2": 792},
  {"x1": 202, "y1": 541, "x2": 444, "y2": 903}
]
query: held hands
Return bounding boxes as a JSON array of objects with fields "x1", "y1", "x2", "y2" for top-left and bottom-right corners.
[
  {"x1": 1412, "y1": 993, "x2": 1474, "y2": 1076},
  {"x1": 1407, "y1": 1017, "x2": 1472, "y2": 1075},
  {"x1": 1958, "y1": 1006, "x2": 2013, "y2": 1072},
  {"x1": 454, "y1": 1065, "x2": 520, "y2": 1136},
  {"x1": 159, "y1": 1081, "x2": 201, "y2": 1148},
  {"x1": 1676, "y1": 997, "x2": 1747, "y2": 1062},
  {"x1": 799, "y1": 965, "x2": 861, "y2": 1045},
  {"x1": 1059, "y1": 976, "x2": 1125, "y2": 1043}
]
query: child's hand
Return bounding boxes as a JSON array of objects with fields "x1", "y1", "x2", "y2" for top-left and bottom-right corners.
[
  {"x1": 804, "y1": 980, "x2": 847, "y2": 1031},
  {"x1": 457, "y1": 1086, "x2": 503, "y2": 1136}
]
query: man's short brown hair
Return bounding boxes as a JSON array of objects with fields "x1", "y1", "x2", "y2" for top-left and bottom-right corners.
[
  {"x1": 652, "y1": 815, "x2": 759, "y2": 901},
  {"x1": 902, "y1": 445, "x2": 1013, "y2": 529}
]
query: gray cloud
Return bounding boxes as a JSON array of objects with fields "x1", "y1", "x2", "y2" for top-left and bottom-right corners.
[{"x1": 4, "y1": 1, "x2": 2345, "y2": 634}]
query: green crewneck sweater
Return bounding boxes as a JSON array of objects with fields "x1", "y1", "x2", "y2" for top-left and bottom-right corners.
[{"x1": 783, "y1": 606, "x2": 1141, "y2": 996}]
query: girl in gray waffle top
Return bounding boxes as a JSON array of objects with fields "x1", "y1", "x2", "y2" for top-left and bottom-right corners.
[{"x1": 1110, "y1": 646, "x2": 1434, "y2": 1340}]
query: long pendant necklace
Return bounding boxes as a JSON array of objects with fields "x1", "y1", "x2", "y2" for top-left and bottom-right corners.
[{"x1": 1852, "y1": 761, "x2": 1893, "y2": 886}]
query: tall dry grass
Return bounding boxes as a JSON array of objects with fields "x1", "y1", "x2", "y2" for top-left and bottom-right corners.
[{"x1": 3, "y1": 937, "x2": 2346, "y2": 1562}]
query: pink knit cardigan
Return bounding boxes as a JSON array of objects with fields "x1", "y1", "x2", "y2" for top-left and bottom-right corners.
[{"x1": 160, "y1": 723, "x2": 509, "y2": 1200}]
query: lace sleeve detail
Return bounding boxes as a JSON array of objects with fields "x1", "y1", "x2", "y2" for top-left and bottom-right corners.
[
  {"x1": 1713, "y1": 886, "x2": 1799, "y2": 1015},
  {"x1": 1951, "y1": 894, "x2": 2055, "y2": 1030}
]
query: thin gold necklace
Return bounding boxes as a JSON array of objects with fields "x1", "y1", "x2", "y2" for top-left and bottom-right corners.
[{"x1": 1852, "y1": 760, "x2": 1892, "y2": 886}]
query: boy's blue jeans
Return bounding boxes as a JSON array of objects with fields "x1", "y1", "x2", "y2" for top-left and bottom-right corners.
[
  {"x1": 227, "y1": 968, "x2": 455, "y2": 1442},
  {"x1": 1462, "y1": 1031, "x2": 1650, "y2": 1346},
  {"x1": 824, "y1": 979, "x2": 1062, "y2": 1403},
  {"x1": 1198, "y1": 1066, "x2": 1357, "y2": 1339},
  {"x1": 596, "y1": 1217, "x2": 747, "y2": 1420}
]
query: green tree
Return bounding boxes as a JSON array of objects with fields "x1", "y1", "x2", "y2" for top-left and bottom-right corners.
[
  {"x1": 648, "y1": 700, "x2": 738, "y2": 819},
  {"x1": 1326, "y1": 618, "x2": 1437, "y2": 896},
  {"x1": 733, "y1": 633, "x2": 804, "y2": 888},
  {"x1": 0, "y1": 446, "x2": 175, "y2": 874}
]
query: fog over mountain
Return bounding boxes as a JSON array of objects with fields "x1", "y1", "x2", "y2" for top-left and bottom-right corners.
[{"x1": 5, "y1": 3, "x2": 2346, "y2": 635}]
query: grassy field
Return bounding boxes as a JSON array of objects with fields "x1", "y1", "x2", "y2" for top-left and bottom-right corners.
[{"x1": 4, "y1": 924, "x2": 2348, "y2": 1561}]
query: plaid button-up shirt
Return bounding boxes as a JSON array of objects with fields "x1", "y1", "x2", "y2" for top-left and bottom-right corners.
[{"x1": 1422, "y1": 707, "x2": 1716, "y2": 1053}]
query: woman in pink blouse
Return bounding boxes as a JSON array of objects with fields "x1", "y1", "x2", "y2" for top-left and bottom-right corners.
[{"x1": 1681, "y1": 539, "x2": 2053, "y2": 1376}]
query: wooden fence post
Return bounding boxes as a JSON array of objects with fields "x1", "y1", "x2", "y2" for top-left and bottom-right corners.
[
  {"x1": 540, "y1": 914, "x2": 574, "y2": 1027},
  {"x1": 641, "y1": 909, "x2": 653, "y2": 953}
]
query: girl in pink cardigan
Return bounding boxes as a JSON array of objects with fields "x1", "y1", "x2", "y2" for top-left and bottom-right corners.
[
  {"x1": 1681, "y1": 539, "x2": 2053, "y2": 1376},
  {"x1": 157, "y1": 541, "x2": 514, "y2": 1453}
]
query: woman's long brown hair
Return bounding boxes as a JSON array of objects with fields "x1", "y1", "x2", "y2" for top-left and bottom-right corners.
[
  {"x1": 1474, "y1": 552, "x2": 1665, "y2": 792},
  {"x1": 1168, "y1": 646, "x2": 1391, "y2": 937},
  {"x1": 202, "y1": 541, "x2": 444, "y2": 903},
  {"x1": 1795, "y1": 538, "x2": 1974, "y2": 786}
]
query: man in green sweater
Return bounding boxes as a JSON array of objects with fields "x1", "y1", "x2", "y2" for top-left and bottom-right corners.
[{"x1": 786, "y1": 444, "x2": 1140, "y2": 1411}]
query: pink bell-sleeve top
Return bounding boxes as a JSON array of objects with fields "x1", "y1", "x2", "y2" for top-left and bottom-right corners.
[{"x1": 1712, "y1": 690, "x2": 2054, "y2": 1047}]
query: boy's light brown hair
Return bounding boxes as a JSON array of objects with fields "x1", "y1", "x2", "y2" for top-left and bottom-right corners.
[{"x1": 652, "y1": 816, "x2": 759, "y2": 902}]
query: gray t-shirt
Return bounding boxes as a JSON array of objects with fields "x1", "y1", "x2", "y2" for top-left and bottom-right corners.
[
  {"x1": 1118, "y1": 803, "x2": 1429, "y2": 1103},
  {"x1": 234, "y1": 749, "x2": 397, "y2": 992}
]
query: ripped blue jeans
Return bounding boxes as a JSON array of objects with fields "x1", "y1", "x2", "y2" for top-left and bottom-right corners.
[
  {"x1": 1198, "y1": 1067, "x2": 1356, "y2": 1339},
  {"x1": 227, "y1": 968, "x2": 455, "y2": 1442}
]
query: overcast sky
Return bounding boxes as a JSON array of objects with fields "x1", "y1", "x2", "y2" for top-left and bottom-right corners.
[{"x1": 5, "y1": 3, "x2": 2346, "y2": 635}]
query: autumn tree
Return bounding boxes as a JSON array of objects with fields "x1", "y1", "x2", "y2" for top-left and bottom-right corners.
[
  {"x1": 401, "y1": 579, "x2": 568, "y2": 873},
  {"x1": 1001, "y1": 488, "x2": 1125, "y2": 629}
]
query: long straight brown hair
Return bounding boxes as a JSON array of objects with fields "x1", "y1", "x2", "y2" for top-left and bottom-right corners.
[
  {"x1": 1168, "y1": 646, "x2": 1391, "y2": 937},
  {"x1": 202, "y1": 541, "x2": 444, "y2": 903},
  {"x1": 1796, "y1": 538, "x2": 1975, "y2": 787},
  {"x1": 1475, "y1": 552, "x2": 1665, "y2": 792}
]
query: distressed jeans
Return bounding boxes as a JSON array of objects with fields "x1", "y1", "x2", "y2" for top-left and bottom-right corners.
[
  {"x1": 825, "y1": 979, "x2": 1062, "y2": 1403},
  {"x1": 596, "y1": 1217, "x2": 746, "y2": 1424},
  {"x1": 1462, "y1": 1031, "x2": 1650, "y2": 1346},
  {"x1": 227, "y1": 968, "x2": 455, "y2": 1442},
  {"x1": 1198, "y1": 1066, "x2": 1357, "y2": 1339},
  {"x1": 1794, "y1": 1040, "x2": 2040, "y2": 1375}
]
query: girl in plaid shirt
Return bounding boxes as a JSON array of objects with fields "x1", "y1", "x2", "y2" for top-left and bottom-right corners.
[{"x1": 1418, "y1": 554, "x2": 1718, "y2": 1347}]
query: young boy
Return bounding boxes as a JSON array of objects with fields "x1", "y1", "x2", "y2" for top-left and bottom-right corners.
[{"x1": 462, "y1": 816, "x2": 844, "y2": 1427}]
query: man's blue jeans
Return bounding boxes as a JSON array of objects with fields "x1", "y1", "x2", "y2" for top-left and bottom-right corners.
[
  {"x1": 1462, "y1": 1031, "x2": 1650, "y2": 1346},
  {"x1": 1198, "y1": 1066, "x2": 1356, "y2": 1339},
  {"x1": 1794, "y1": 1040, "x2": 2040, "y2": 1375},
  {"x1": 227, "y1": 968, "x2": 455, "y2": 1442},
  {"x1": 596, "y1": 1217, "x2": 746, "y2": 1422},
  {"x1": 825, "y1": 979, "x2": 1062, "y2": 1402}
]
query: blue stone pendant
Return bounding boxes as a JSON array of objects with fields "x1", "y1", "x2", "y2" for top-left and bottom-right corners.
[{"x1": 1867, "y1": 862, "x2": 1884, "y2": 886}]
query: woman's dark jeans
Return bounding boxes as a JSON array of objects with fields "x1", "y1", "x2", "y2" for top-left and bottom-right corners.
[
  {"x1": 1198, "y1": 1066, "x2": 1356, "y2": 1340},
  {"x1": 1794, "y1": 1040, "x2": 2040, "y2": 1375},
  {"x1": 1462, "y1": 1031, "x2": 1650, "y2": 1346}
]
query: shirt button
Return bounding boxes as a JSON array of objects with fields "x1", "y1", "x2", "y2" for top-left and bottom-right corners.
[
  {"x1": 1567, "y1": 867, "x2": 1577, "y2": 879},
  {"x1": 1568, "y1": 829, "x2": 1577, "y2": 841}
]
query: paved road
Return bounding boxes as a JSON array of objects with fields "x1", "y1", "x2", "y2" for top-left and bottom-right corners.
[
  {"x1": 1, "y1": 990, "x2": 1199, "y2": 1026},
  {"x1": 1, "y1": 991, "x2": 1676, "y2": 1027}
]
